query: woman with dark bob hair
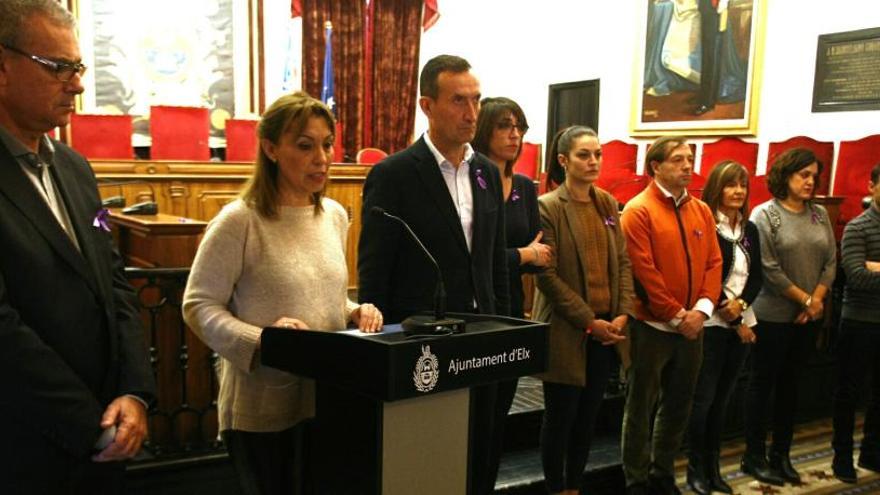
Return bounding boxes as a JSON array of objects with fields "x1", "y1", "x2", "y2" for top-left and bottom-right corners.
[
  {"x1": 532, "y1": 126, "x2": 633, "y2": 495},
  {"x1": 686, "y1": 161, "x2": 762, "y2": 494},
  {"x1": 183, "y1": 92, "x2": 383, "y2": 495},
  {"x1": 741, "y1": 148, "x2": 836, "y2": 487},
  {"x1": 471, "y1": 96, "x2": 551, "y2": 491}
]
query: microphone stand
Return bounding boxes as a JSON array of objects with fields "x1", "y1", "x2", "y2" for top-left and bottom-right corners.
[{"x1": 371, "y1": 207, "x2": 466, "y2": 336}]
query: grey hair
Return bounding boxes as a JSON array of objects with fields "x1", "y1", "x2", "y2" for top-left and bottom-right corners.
[{"x1": 0, "y1": 0, "x2": 76, "y2": 47}]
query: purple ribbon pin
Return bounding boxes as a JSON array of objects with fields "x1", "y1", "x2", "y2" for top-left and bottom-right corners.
[
  {"x1": 604, "y1": 215, "x2": 616, "y2": 227},
  {"x1": 694, "y1": 229, "x2": 703, "y2": 239},
  {"x1": 811, "y1": 211, "x2": 821, "y2": 224},
  {"x1": 475, "y1": 169, "x2": 487, "y2": 190},
  {"x1": 93, "y1": 208, "x2": 111, "y2": 232},
  {"x1": 510, "y1": 188, "x2": 520, "y2": 202},
  {"x1": 742, "y1": 236, "x2": 750, "y2": 249}
]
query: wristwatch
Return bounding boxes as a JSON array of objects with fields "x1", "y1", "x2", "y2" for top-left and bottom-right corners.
[
  {"x1": 736, "y1": 298, "x2": 748, "y2": 311},
  {"x1": 803, "y1": 295, "x2": 813, "y2": 309}
]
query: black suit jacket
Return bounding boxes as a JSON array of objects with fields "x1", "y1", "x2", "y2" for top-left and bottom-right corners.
[
  {"x1": 358, "y1": 137, "x2": 510, "y2": 323},
  {"x1": 0, "y1": 138, "x2": 155, "y2": 463}
]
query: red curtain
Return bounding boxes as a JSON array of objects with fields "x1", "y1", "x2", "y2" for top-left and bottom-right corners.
[
  {"x1": 369, "y1": 0, "x2": 422, "y2": 154},
  {"x1": 300, "y1": 0, "x2": 426, "y2": 158},
  {"x1": 302, "y1": 1, "x2": 364, "y2": 161}
]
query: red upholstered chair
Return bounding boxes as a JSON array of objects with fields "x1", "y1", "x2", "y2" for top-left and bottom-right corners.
[
  {"x1": 356, "y1": 147, "x2": 388, "y2": 165},
  {"x1": 700, "y1": 137, "x2": 758, "y2": 177},
  {"x1": 597, "y1": 140, "x2": 639, "y2": 191},
  {"x1": 687, "y1": 173, "x2": 707, "y2": 197},
  {"x1": 609, "y1": 175, "x2": 650, "y2": 205},
  {"x1": 767, "y1": 136, "x2": 833, "y2": 196},
  {"x1": 749, "y1": 175, "x2": 772, "y2": 210},
  {"x1": 224, "y1": 119, "x2": 258, "y2": 162},
  {"x1": 150, "y1": 105, "x2": 210, "y2": 161},
  {"x1": 834, "y1": 135, "x2": 880, "y2": 228},
  {"x1": 513, "y1": 142, "x2": 541, "y2": 179},
  {"x1": 69, "y1": 114, "x2": 133, "y2": 159},
  {"x1": 601, "y1": 140, "x2": 639, "y2": 175}
]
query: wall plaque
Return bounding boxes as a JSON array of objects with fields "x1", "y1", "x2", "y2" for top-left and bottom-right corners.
[{"x1": 813, "y1": 27, "x2": 880, "y2": 112}]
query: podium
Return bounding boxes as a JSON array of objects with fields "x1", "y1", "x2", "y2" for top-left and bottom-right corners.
[{"x1": 261, "y1": 313, "x2": 548, "y2": 495}]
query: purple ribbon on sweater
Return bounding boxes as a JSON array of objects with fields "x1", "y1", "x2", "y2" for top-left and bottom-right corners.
[
  {"x1": 510, "y1": 188, "x2": 520, "y2": 202},
  {"x1": 93, "y1": 208, "x2": 111, "y2": 232},
  {"x1": 475, "y1": 168, "x2": 487, "y2": 190},
  {"x1": 604, "y1": 215, "x2": 616, "y2": 227}
]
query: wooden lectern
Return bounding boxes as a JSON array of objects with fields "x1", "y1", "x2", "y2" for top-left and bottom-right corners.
[
  {"x1": 261, "y1": 313, "x2": 547, "y2": 495},
  {"x1": 108, "y1": 211, "x2": 207, "y2": 267}
]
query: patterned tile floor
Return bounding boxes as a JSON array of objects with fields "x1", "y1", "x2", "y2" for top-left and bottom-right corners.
[{"x1": 496, "y1": 380, "x2": 873, "y2": 495}]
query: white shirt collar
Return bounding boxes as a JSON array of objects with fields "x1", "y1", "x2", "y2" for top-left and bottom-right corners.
[
  {"x1": 715, "y1": 209, "x2": 743, "y2": 239},
  {"x1": 654, "y1": 179, "x2": 688, "y2": 206},
  {"x1": 423, "y1": 132, "x2": 474, "y2": 168}
]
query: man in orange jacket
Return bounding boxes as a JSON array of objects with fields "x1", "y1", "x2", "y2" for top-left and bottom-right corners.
[{"x1": 620, "y1": 136, "x2": 723, "y2": 495}]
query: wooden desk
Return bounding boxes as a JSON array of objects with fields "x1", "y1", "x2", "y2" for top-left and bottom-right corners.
[
  {"x1": 107, "y1": 211, "x2": 216, "y2": 452},
  {"x1": 110, "y1": 211, "x2": 207, "y2": 268},
  {"x1": 93, "y1": 159, "x2": 370, "y2": 286}
]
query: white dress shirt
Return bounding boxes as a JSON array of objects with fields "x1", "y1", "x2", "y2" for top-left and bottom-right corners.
[
  {"x1": 423, "y1": 132, "x2": 475, "y2": 252},
  {"x1": 705, "y1": 210, "x2": 757, "y2": 328}
]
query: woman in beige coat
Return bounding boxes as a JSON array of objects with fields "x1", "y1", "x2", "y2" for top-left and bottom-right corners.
[{"x1": 533, "y1": 126, "x2": 634, "y2": 495}]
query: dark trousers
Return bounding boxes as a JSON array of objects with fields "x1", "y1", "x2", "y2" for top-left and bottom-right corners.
[
  {"x1": 540, "y1": 343, "x2": 615, "y2": 492},
  {"x1": 222, "y1": 422, "x2": 310, "y2": 495},
  {"x1": 621, "y1": 320, "x2": 703, "y2": 485},
  {"x1": 744, "y1": 320, "x2": 816, "y2": 455},
  {"x1": 484, "y1": 378, "x2": 518, "y2": 493},
  {"x1": 688, "y1": 325, "x2": 750, "y2": 460},
  {"x1": 470, "y1": 382, "x2": 502, "y2": 495},
  {"x1": 832, "y1": 318, "x2": 880, "y2": 457},
  {"x1": 0, "y1": 424, "x2": 125, "y2": 495}
]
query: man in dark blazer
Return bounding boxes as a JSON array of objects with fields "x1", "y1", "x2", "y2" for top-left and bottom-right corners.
[
  {"x1": 358, "y1": 54, "x2": 510, "y2": 494},
  {"x1": 0, "y1": 2, "x2": 155, "y2": 493}
]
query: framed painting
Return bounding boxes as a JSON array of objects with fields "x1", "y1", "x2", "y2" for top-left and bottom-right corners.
[
  {"x1": 68, "y1": 0, "x2": 264, "y2": 146},
  {"x1": 630, "y1": 0, "x2": 766, "y2": 136}
]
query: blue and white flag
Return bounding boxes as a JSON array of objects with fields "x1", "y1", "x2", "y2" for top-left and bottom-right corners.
[{"x1": 321, "y1": 21, "x2": 335, "y2": 115}]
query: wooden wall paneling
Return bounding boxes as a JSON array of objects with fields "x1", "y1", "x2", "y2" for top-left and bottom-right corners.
[
  {"x1": 92, "y1": 160, "x2": 370, "y2": 289},
  {"x1": 193, "y1": 185, "x2": 244, "y2": 221}
]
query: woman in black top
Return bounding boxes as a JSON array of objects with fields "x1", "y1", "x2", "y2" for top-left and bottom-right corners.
[
  {"x1": 472, "y1": 97, "x2": 551, "y2": 490},
  {"x1": 687, "y1": 160, "x2": 762, "y2": 494}
]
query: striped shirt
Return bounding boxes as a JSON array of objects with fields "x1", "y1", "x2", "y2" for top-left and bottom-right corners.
[{"x1": 841, "y1": 204, "x2": 880, "y2": 323}]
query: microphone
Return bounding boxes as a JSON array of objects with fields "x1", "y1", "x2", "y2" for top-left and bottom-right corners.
[
  {"x1": 370, "y1": 206, "x2": 465, "y2": 336},
  {"x1": 97, "y1": 179, "x2": 159, "y2": 215}
]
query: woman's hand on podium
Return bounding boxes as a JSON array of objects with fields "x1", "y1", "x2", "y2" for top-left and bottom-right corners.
[
  {"x1": 351, "y1": 303, "x2": 383, "y2": 333},
  {"x1": 272, "y1": 317, "x2": 310, "y2": 330}
]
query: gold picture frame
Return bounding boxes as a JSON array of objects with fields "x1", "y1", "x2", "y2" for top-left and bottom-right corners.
[
  {"x1": 68, "y1": 0, "x2": 264, "y2": 146},
  {"x1": 630, "y1": 0, "x2": 766, "y2": 136}
]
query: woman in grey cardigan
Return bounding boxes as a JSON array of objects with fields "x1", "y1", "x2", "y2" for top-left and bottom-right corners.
[
  {"x1": 741, "y1": 148, "x2": 836, "y2": 487},
  {"x1": 532, "y1": 126, "x2": 634, "y2": 495},
  {"x1": 183, "y1": 92, "x2": 382, "y2": 495}
]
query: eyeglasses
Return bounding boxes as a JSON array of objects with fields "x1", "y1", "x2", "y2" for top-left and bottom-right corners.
[
  {"x1": 2, "y1": 44, "x2": 87, "y2": 82},
  {"x1": 495, "y1": 120, "x2": 528, "y2": 134}
]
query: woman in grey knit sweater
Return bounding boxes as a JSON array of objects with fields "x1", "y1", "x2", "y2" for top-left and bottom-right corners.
[
  {"x1": 741, "y1": 148, "x2": 836, "y2": 487},
  {"x1": 182, "y1": 92, "x2": 382, "y2": 495}
]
